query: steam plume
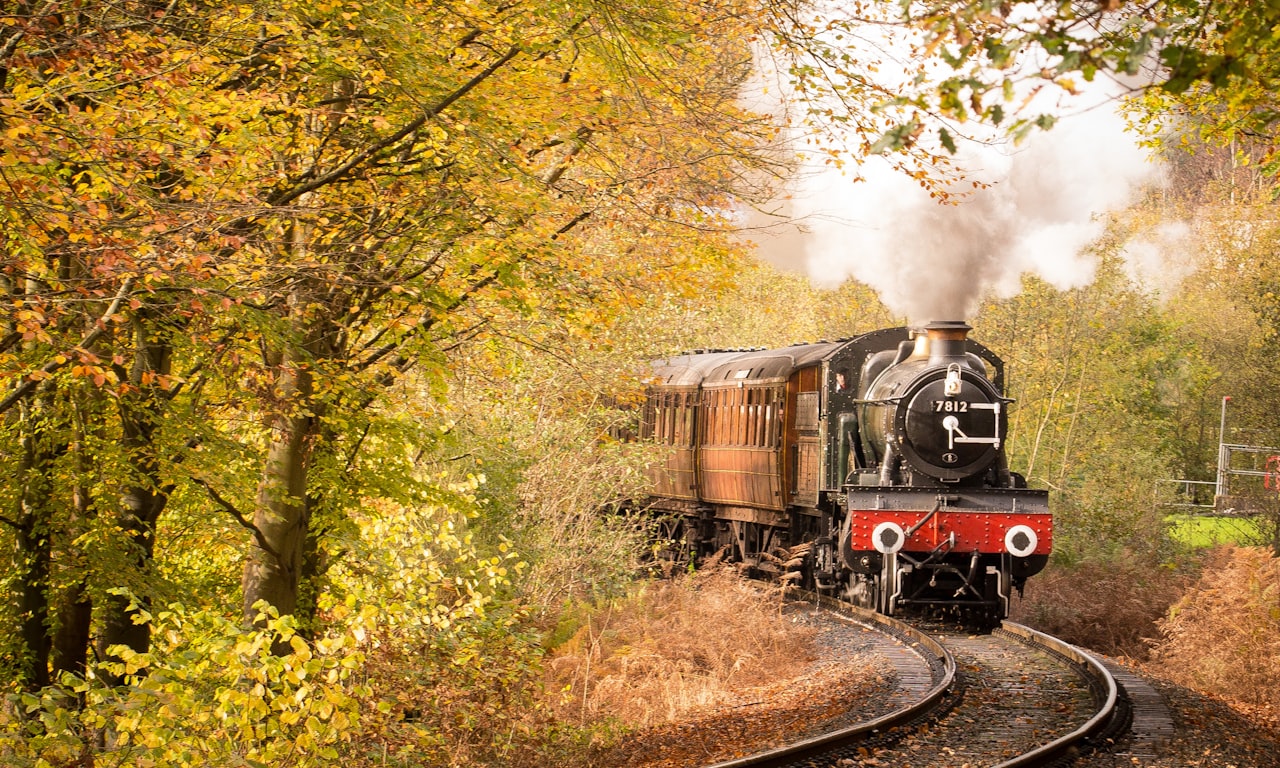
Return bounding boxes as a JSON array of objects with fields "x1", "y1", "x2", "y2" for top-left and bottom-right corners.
[{"x1": 745, "y1": 18, "x2": 1164, "y2": 323}]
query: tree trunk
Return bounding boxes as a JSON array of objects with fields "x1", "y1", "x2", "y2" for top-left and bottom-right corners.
[
  {"x1": 99, "y1": 473, "x2": 165, "y2": 658},
  {"x1": 242, "y1": 201, "x2": 332, "y2": 630},
  {"x1": 52, "y1": 418, "x2": 98, "y2": 680},
  {"x1": 51, "y1": 583, "x2": 91, "y2": 679},
  {"x1": 242, "y1": 346, "x2": 318, "y2": 625},
  {"x1": 296, "y1": 513, "x2": 326, "y2": 637},
  {"x1": 15, "y1": 411, "x2": 58, "y2": 690},
  {"x1": 98, "y1": 317, "x2": 174, "y2": 675},
  {"x1": 97, "y1": 494, "x2": 161, "y2": 671}
]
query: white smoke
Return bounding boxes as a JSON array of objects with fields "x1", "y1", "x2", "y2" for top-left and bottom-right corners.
[
  {"x1": 746, "y1": 14, "x2": 1168, "y2": 323},
  {"x1": 1120, "y1": 220, "x2": 1198, "y2": 298}
]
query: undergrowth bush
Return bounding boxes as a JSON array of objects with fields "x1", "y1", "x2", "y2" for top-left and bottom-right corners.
[
  {"x1": 0, "y1": 603, "x2": 367, "y2": 768},
  {"x1": 1149, "y1": 546, "x2": 1280, "y2": 710},
  {"x1": 1010, "y1": 548, "x2": 1200, "y2": 659},
  {"x1": 543, "y1": 565, "x2": 817, "y2": 729},
  {"x1": 1, "y1": 480, "x2": 585, "y2": 768}
]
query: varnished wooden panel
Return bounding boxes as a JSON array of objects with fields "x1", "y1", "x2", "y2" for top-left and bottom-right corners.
[
  {"x1": 793, "y1": 436, "x2": 822, "y2": 506},
  {"x1": 648, "y1": 447, "x2": 698, "y2": 500},
  {"x1": 699, "y1": 446, "x2": 784, "y2": 510}
]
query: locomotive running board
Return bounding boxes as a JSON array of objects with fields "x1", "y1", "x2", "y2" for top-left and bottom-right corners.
[{"x1": 844, "y1": 486, "x2": 1049, "y2": 515}]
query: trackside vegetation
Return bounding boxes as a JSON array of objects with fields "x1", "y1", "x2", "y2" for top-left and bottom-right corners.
[{"x1": 5, "y1": 0, "x2": 1280, "y2": 765}]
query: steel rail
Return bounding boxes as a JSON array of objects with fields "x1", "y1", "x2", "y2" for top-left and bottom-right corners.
[
  {"x1": 699, "y1": 604, "x2": 1124, "y2": 768},
  {"x1": 702, "y1": 594, "x2": 956, "y2": 768},
  {"x1": 993, "y1": 621, "x2": 1123, "y2": 768}
]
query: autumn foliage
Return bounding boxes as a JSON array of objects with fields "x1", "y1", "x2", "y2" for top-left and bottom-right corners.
[
  {"x1": 0, "y1": 0, "x2": 787, "y2": 761},
  {"x1": 0, "y1": 0, "x2": 774, "y2": 684},
  {"x1": 5, "y1": 0, "x2": 1280, "y2": 764},
  {"x1": 1149, "y1": 547, "x2": 1280, "y2": 712},
  {"x1": 1009, "y1": 552, "x2": 1200, "y2": 659}
]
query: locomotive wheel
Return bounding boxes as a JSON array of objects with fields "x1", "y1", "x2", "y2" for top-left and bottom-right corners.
[
  {"x1": 652, "y1": 516, "x2": 692, "y2": 573},
  {"x1": 877, "y1": 556, "x2": 897, "y2": 615}
]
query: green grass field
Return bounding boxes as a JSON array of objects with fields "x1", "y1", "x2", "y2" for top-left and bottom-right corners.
[{"x1": 1165, "y1": 513, "x2": 1270, "y2": 548}]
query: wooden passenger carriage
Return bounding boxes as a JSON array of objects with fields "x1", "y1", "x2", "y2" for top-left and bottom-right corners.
[{"x1": 645, "y1": 328, "x2": 1002, "y2": 525}]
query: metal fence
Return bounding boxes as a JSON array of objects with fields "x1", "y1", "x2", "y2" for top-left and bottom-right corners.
[{"x1": 1157, "y1": 444, "x2": 1280, "y2": 549}]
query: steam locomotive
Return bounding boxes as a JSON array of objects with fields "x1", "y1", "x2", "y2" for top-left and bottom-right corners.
[{"x1": 638, "y1": 321, "x2": 1050, "y2": 624}]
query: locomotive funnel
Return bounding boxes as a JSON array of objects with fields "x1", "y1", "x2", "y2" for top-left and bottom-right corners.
[{"x1": 924, "y1": 320, "x2": 972, "y2": 365}]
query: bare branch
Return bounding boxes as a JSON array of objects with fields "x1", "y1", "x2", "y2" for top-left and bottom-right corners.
[
  {"x1": 266, "y1": 44, "x2": 523, "y2": 207},
  {"x1": 192, "y1": 476, "x2": 282, "y2": 562}
]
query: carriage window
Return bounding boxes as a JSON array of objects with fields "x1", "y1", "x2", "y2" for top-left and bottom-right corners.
[
  {"x1": 703, "y1": 386, "x2": 782, "y2": 448},
  {"x1": 643, "y1": 390, "x2": 696, "y2": 448},
  {"x1": 796, "y1": 392, "x2": 820, "y2": 432}
]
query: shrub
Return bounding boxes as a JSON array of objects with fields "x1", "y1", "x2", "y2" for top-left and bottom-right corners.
[
  {"x1": 0, "y1": 482, "x2": 577, "y2": 768},
  {"x1": 1149, "y1": 546, "x2": 1280, "y2": 710},
  {"x1": 0, "y1": 604, "x2": 366, "y2": 768},
  {"x1": 543, "y1": 565, "x2": 817, "y2": 728},
  {"x1": 1010, "y1": 549, "x2": 1200, "y2": 659}
]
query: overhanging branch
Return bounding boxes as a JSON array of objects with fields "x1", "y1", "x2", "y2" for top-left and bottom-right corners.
[
  {"x1": 193, "y1": 477, "x2": 282, "y2": 562},
  {"x1": 266, "y1": 43, "x2": 523, "y2": 207},
  {"x1": 0, "y1": 276, "x2": 136, "y2": 416}
]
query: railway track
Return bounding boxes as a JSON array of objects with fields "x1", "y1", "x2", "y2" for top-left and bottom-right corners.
[{"x1": 703, "y1": 596, "x2": 1132, "y2": 768}]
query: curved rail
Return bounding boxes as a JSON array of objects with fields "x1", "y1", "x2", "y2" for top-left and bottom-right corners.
[
  {"x1": 703, "y1": 595, "x2": 956, "y2": 768},
  {"x1": 701, "y1": 605, "x2": 1125, "y2": 768},
  {"x1": 994, "y1": 622, "x2": 1123, "y2": 767}
]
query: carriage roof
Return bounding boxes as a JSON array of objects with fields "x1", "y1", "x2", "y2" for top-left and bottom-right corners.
[{"x1": 649, "y1": 341, "x2": 843, "y2": 387}]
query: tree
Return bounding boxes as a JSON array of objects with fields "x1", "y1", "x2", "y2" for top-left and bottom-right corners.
[
  {"x1": 1, "y1": 0, "x2": 244, "y2": 685},
  {"x1": 1, "y1": 0, "x2": 796, "y2": 681},
  {"x1": 212, "y1": 0, "x2": 788, "y2": 628},
  {"x1": 975, "y1": 242, "x2": 1203, "y2": 558},
  {"x1": 821, "y1": 1, "x2": 1280, "y2": 168}
]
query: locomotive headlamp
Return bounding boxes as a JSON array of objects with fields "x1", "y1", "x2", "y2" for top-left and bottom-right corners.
[
  {"x1": 944, "y1": 363, "x2": 963, "y2": 396},
  {"x1": 872, "y1": 521, "x2": 906, "y2": 554},
  {"x1": 1004, "y1": 525, "x2": 1039, "y2": 558}
]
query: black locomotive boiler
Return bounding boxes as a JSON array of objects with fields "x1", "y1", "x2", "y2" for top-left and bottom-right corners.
[{"x1": 637, "y1": 321, "x2": 1050, "y2": 624}]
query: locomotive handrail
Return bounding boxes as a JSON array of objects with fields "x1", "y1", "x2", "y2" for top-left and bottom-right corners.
[
  {"x1": 702, "y1": 595, "x2": 956, "y2": 768},
  {"x1": 848, "y1": 396, "x2": 905, "y2": 406},
  {"x1": 903, "y1": 500, "x2": 942, "y2": 538}
]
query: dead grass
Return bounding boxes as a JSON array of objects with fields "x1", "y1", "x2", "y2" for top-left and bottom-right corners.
[
  {"x1": 543, "y1": 564, "x2": 817, "y2": 729},
  {"x1": 588, "y1": 660, "x2": 884, "y2": 768},
  {"x1": 1010, "y1": 549, "x2": 1200, "y2": 659},
  {"x1": 1148, "y1": 546, "x2": 1280, "y2": 711}
]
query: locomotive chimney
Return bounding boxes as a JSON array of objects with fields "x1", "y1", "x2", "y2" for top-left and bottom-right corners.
[{"x1": 925, "y1": 320, "x2": 972, "y2": 364}]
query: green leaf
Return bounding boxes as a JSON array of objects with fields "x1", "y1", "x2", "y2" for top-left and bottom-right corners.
[{"x1": 938, "y1": 127, "x2": 957, "y2": 154}]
